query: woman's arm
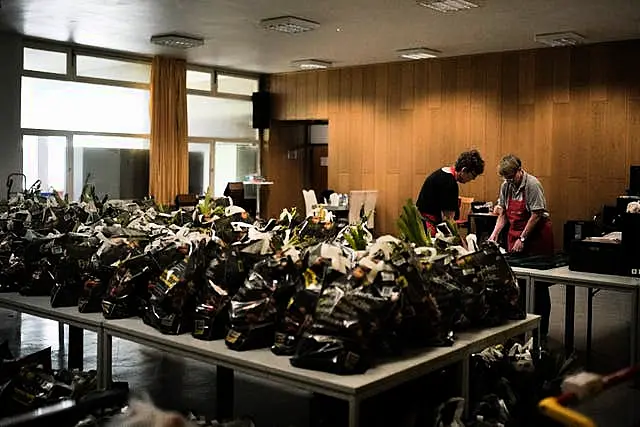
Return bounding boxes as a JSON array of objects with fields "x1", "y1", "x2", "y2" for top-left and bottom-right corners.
[{"x1": 489, "y1": 211, "x2": 507, "y2": 242}]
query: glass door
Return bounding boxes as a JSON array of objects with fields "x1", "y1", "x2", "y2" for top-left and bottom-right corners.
[{"x1": 22, "y1": 134, "x2": 68, "y2": 195}]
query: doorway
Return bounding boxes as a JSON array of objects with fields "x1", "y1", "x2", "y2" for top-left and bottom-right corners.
[{"x1": 263, "y1": 120, "x2": 328, "y2": 217}]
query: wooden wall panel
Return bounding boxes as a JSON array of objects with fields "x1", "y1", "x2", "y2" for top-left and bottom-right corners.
[{"x1": 266, "y1": 39, "x2": 640, "y2": 241}]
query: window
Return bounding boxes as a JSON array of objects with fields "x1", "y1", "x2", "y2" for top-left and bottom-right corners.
[
  {"x1": 76, "y1": 56, "x2": 150, "y2": 84},
  {"x1": 187, "y1": 70, "x2": 212, "y2": 92},
  {"x1": 23, "y1": 48, "x2": 67, "y2": 74},
  {"x1": 21, "y1": 77, "x2": 151, "y2": 134},
  {"x1": 72, "y1": 135, "x2": 149, "y2": 200},
  {"x1": 188, "y1": 143, "x2": 211, "y2": 195},
  {"x1": 22, "y1": 135, "x2": 67, "y2": 194},
  {"x1": 214, "y1": 142, "x2": 259, "y2": 197},
  {"x1": 187, "y1": 95, "x2": 254, "y2": 139},
  {"x1": 217, "y1": 73, "x2": 259, "y2": 96}
]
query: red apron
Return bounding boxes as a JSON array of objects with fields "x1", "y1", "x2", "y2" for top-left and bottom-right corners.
[
  {"x1": 506, "y1": 189, "x2": 554, "y2": 255},
  {"x1": 422, "y1": 166, "x2": 457, "y2": 237}
]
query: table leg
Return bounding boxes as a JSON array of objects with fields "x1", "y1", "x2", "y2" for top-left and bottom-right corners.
[
  {"x1": 524, "y1": 277, "x2": 534, "y2": 313},
  {"x1": 632, "y1": 289, "x2": 639, "y2": 366},
  {"x1": 585, "y1": 289, "x2": 599, "y2": 369},
  {"x1": 348, "y1": 397, "x2": 360, "y2": 427},
  {"x1": 460, "y1": 358, "x2": 470, "y2": 416},
  {"x1": 68, "y1": 326, "x2": 84, "y2": 371},
  {"x1": 256, "y1": 187, "x2": 261, "y2": 218},
  {"x1": 216, "y1": 366, "x2": 234, "y2": 421},
  {"x1": 564, "y1": 285, "x2": 576, "y2": 355},
  {"x1": 533, "y1": 324, "x2": 541, "y2": 362},
  {"x1": 97, "y1": 330, "x2": 112, "y2": 390}
]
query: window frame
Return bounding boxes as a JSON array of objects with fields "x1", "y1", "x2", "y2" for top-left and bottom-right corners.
[
  {"x1": 215, "y1": 71, "x2": 261, "y2": 99},
  {"x1": 23, "y1": 40, "x2": 152, "y2": 90},
  {"x1": 22, "y1": 38, "x2": 263, "y2": 199}
]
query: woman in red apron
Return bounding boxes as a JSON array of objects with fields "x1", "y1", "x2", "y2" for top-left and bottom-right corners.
[
  {"x1": 489, "y1": 154, "x2": 554, "y2": 339},
  {"x1": 416, "y1": 150, "x2": 485, "y2": 237}
]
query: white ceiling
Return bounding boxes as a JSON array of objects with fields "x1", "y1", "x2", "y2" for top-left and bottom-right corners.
[{"x1": 1, "y1": 0, "x2": 639, "y2": 74}]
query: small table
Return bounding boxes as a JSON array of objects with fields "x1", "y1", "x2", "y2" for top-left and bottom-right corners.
[
  {"x1": 242, "y1": 181, "x2": 273, "y2": 218},
  {"x1": 527, "y1": 267, "x2": 640, "y2": 367}
]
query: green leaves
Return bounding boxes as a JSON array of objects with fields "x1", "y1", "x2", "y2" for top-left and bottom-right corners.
[
  {"x1": 397, "y1": 199, "x2": 431, "y2": 247},
  {"x1": 344, "y1": 225, "x2": 368, "y2": 250}
]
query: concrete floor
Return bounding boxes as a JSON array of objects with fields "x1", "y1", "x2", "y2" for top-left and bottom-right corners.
[{"x1": 2, "y1": 285, "x2": 640, "y2": 426}]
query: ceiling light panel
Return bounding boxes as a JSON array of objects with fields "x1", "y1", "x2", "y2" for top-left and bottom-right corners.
[
  {"x1": 535, "y1": 31, "x2": 585, "y2": 47},
  {"x1": 397, "y1": 48, "x2": 440, "y2": 59},
  {"x1": 416, "y1": 0, "x2": 480, "y2": 13},
  {"x1": 261, "y1": 16, "x2": 320, "y2": 34},
  {"x1": 150, "y1": 33, "x2": 204, "y2": 49},
  {"x1": 291, "y1": 59, "x2": 332, "y2": 69}
]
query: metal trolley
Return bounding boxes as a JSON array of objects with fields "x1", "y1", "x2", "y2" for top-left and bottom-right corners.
[{"x1": 539, "y1": 365, "x2": 640, "y2": 427}]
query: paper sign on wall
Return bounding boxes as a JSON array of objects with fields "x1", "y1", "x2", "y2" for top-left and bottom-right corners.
[{"x1": 320, "y1": 156, "x2": 328, "y2": 166}]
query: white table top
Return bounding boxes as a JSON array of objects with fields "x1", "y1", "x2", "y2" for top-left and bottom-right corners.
[
  {"x1": 0, "y1": 293, "x2": 104, "y2": 331},
  {"x1": 242, "y1": 181, "x2": 274, "y2": 185},
  {"x1": 511, "y1": 266, "x2": 540, "y2": 278},
  {"x1": 101, "y1": 315, "x2": 539, "y2": 399},
  {"x1": 528, "y1": 266, "x2": 640, "y2": 291}
]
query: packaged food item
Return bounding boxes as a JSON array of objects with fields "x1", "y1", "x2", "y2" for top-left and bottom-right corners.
[{"x1": 225, "y1": 257, "x2": 298, "y2": 351}]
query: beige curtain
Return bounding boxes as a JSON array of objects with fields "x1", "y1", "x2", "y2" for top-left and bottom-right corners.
[{"x1": 149, "y1": 56, "x2": 188, "y2": 205}]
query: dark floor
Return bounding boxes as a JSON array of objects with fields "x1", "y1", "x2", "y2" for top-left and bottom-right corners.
[{"x1": 2, "y1": 285, "x2": 640, "y2": 426}]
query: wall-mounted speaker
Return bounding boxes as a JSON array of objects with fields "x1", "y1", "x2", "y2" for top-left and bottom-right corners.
[
  {"x1": 630, "y1": 165, "x2": 640, "y2": 196},
  {"x1": 252, "y1": 91, "x2": 271, "y2": 129}
]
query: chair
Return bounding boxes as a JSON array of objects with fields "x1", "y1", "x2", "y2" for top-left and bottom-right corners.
[
  {"x1": 302, "y1": 189, "x2": 319, "y2": 218},
  {"x1": 457, "y1": 196, "x2": 474, "y2": 228},
  {"x1": 349, "y1": 190, "x2": 378, "y2": 228}
]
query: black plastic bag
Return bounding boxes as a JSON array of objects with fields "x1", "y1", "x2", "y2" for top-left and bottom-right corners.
[
  {"x1": 102, "y1": 254, "x2": 155, "y2": 319},
  {"x1": 0, "y1": 253, "x2": 27, "y2": 293},
  {"x1": 225, "y1": 257, "x2": 298, "y2": 351},
  {"x1": 448, "y1": 241, "x2": 523, "y2": 328},
  {"x1": 144, "y1": 255, "x2": 198, "y2": 335},
  {"x1": 20, "y1": 258, "x2": 57, "y2": 296},
  {"x1": 271, "y1": 259, "x2": 339, "y2": 356},
  {"x1": 51, "y1": 235, "x2": 100, "y2": 308},
  {"x1": 290, "y1": 277, "x2": 392, "y2": 375},
  {"x1": 192, "y1": 279, "x2": 231, "y2": 341},
  {"x1": 78, "y1": 266, "x2": 114, "y2": 313}
]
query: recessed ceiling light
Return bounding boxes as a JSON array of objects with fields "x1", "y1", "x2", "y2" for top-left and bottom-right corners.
[
  {"x1": 416, "y1": 0, "x2": 480, "y2": 12},
  {"x1": 150, "y1": 33, "x2": 205, "y2": 49},
  {"x1": 397, "y1": 48, "x2": 440, "y2": 60},
  {"x1": 261, "y1": 16, "x2": 320, "y2": 34},
  {"x1": 535, "y1": 31, "x2": 585, "y2": 47},
  {"x1": 291, "y1": 59, "x2": 332, "y2": 70}
]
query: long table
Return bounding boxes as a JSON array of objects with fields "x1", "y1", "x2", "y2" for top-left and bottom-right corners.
[
  {"x1": 0, "y1": 293, "x2": 540, "y2": 427},
  {"x1": 512, "y1": 266, "x2": 640, "y2": 367},
  {"x1": 0, "y1": 293, "x2": 110, "y2": 389}
]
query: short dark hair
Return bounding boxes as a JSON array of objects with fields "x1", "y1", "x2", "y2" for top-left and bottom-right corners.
[
  {"x1": 455, "y1": 150, "x2": 485, "y2": 176},
  {"x1": 498, "y1": 154, "x2": 522, "y2": 177}
]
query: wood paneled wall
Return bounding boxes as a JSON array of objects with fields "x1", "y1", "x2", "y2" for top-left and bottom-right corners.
[{"x1": 268, "y1": 39, "x2": 640, "y2": 240}]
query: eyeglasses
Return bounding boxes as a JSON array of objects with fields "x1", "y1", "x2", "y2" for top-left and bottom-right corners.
[{"x1": 502, "y1": 169, "x2": 520, "y2": 181}]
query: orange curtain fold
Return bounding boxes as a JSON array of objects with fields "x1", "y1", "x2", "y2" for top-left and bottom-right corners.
[{"x1": 149, "y1": 56, "x2": 188, "y2": 205}]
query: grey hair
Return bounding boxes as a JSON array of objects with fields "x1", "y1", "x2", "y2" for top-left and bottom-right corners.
[{"x1": 498, "y1": 154, "x2": 522, "y2": 177}]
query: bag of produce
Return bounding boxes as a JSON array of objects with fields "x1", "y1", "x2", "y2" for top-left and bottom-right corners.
[
  {"x1": 290, "y1": 274, "x2": 392, "y2": 375},
  {"x1": 51, "y1": 234, "x2": 101, "y2": 308},
  {"x1": 78, "y1": 266, "x2": 114, "y2": 313},
  {"x1": 192, "y1": 242, "x2": 235, "y2": 341},
  {"x1": 271, "y1": 256, "x2": 341, "y2": 356},
  {"x1": 448, "y1": 241, "x2": 523, "y2": 328},
  {"x1": 225, "y1": 256, "x2": 298, "y2": 351},
  {"x1": 0, "y1": 253, "x2": 27, "y2": 293},
  {"x1": 102, "y1": 253, "x2": 155, "y2": 319},
  {"x1": 144, "y1": 254, "x2": 198, "y2": 335}
]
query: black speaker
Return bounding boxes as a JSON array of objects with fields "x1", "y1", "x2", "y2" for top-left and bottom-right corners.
[
  {"x1": 630, "y1": 165, "x2": 640, "y2": 195},
  {"x1": 252, "y1": 91, "x2": 271, "y2": 129}
]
